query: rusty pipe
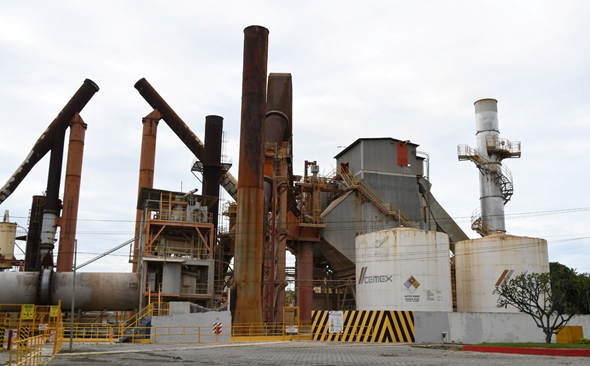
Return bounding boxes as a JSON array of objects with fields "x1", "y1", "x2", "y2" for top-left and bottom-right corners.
[
  {"x1": 56, "y1": 114, "x2": 87, "y2": 272},
  {"x1": 234, "y1": 25, "x2": 269, "y2": 326},
  {"x1": 132, "y1": 110, "x2": 161, "y2": 272},
  {"x1": 134, "y1": 79, "x2": 239, "y2": 201},
  {"x1": 0, "y1": 79, "x2": 99, "y2": 205},
  {"x1": 266, "y1": 73, "x2": 292, "y2": 142},
  {"x1": 298, "y1": 241, "x2": 314, "y2": 323}
]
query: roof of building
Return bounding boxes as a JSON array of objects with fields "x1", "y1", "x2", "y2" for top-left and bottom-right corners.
[{"x1": 334, "y1": 137, "x2": 420, "y2": 159}]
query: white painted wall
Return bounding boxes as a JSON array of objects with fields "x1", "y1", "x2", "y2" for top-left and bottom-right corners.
[
  {"x1": 414, "y1": 311, "x2": 590, "y2": 344},
  {"x1": 151, "y1": 311, "x2": 231, "y2": 343}
]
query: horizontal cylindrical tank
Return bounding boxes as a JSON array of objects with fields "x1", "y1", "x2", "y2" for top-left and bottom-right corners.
[
  {"x1": 355, "y1": 228, "x2": 452, "y2": 311},
  {"x1": 0, "y1": 272, "x2": 39, "y2": 303},
  {"x1": 0, "y1": 221, "x2": 17, "y2": 268},
  {"x1": 0, "y1": 272, "x2": 140, "y2": 311},
  {"x1": 52, "y1": 272, "x2": 140, "y2": 311},
  {"x1": 455, "y1": 234, "x2": 549, "y2": 313}
]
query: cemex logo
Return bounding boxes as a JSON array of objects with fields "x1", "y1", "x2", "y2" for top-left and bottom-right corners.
[
  {"x1": 495, "y1": 269, "x2": 515, "y2": 287},
  {"x1": 358, "y1": 267, "x2": 393, "y2": 285}
]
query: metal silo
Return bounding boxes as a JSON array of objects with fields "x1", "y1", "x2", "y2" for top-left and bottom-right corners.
[{"x1": 355, "y1": 228, "x2": 453, "y2": 311}]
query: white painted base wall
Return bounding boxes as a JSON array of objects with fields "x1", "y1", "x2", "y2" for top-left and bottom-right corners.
[
  {"x1": 151, "y1": 311, "x2": 232, "y2": 343},
  {"x1": 414, "y1": 311, "x2": 590, "y2": 344}
]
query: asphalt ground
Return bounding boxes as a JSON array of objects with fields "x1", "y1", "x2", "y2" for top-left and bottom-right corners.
[{"x1": 1, "y1": 341, "x2": 586, "y2": 366}]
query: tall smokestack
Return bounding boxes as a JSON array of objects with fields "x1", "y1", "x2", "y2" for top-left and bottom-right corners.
[
  {"x1": 458, "y1": 99, "x2": 521, "y2": 236},
  {"x1": 233, "y1": 25, "x2": 269, "y2": 325}
]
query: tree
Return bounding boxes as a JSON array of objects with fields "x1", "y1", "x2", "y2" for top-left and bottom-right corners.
[
  {"x1": 550, "y1": 262, "x2": 590, "y2": 315},
  {"x1": 493, "y1": 270, "x2": 586, "y2": 343}
]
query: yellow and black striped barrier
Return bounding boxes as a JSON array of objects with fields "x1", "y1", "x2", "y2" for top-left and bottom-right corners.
[
  {"x1": 0, "y1": 325, "x2": 4, "y2": 350},
  {"x1": 18, "y1": 325, "x2": 30, "y2": 341},
  {"x1": 312, "y1": 310, "x2": 414, "y2": 343}
]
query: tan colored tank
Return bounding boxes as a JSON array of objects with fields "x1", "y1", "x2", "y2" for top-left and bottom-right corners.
[
  {"x1": 455, "y1": 234, "x2": 549, "y2": 312},
  {"x1": 0, "y1": 221, "x2": 17, "y2": 269}
]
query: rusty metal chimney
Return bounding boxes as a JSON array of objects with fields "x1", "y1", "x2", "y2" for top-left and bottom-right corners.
[
  {"x1": 233, "y1": 25, "x2": 269, "y2": 325},
  {"x1": 132, "y1": 109, "x2": 161, "y2": 272},
  {"x1": 56, "y1": 114, "x2": 87, "y2": 272},
  {"x1": 202, "y1": 115, "x2": 224, "y2": 234}
]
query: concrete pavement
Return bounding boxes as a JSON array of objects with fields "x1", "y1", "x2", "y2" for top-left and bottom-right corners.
[{"x1": 29, "y1": 341, "x2": 590, "y2": 366}]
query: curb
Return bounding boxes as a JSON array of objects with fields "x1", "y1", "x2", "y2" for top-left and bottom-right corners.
[{"x1": 462, "y1": 345, "x2": 590, "y2": 357}]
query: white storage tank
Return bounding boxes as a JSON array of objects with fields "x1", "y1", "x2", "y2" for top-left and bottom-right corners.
[
  {"x1": 355, "y1": 228, "x2": 453, "y2": 311},
  {"x1": 455, "y1": 234, "x2": 549, "y2": 313}
]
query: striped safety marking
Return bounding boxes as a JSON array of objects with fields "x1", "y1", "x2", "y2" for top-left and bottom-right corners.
[
  {"x1": 312, "y1": 310, "x2": 414, "y2": 343},
  {"x1": 0, "y1": 325, "x2": 4, "y2": 349},
  {"x1": 19, "y1": 325, "x2": 30, "y2": 340}
]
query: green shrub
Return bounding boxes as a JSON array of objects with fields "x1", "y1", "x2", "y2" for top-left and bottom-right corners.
[{"x1": 579, "y1": 338, "x2": 590, "y2": 345}]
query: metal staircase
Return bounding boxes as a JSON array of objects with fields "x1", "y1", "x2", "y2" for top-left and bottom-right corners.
[
  {"x1": 340, "y1": 169, "x2": 416, "y2": 228},
  {"x1": 116, "y1": 303, "x2": 156, "y2": 343},
  {"x1": 457, "y1": 145, "x2": 515, "y2": 236}
]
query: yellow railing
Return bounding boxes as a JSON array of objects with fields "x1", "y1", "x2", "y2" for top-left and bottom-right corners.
[
  {"x1": 118, "y1": 303, "x2": 154, "y2": 337},
  {"x1": 147, "y1": 244, "x2": 210, "y2": 259},
  {"x1": 8, "y1": 334, "x2": 45, "y2": 366},
  {"x1": 8, "y1": 324, "x2": 64, "y2": 366},
  {"x1": 298, "y1": 214, "x2": 327, "y2": 226},
  {"x1": 114, "y1": 323, "x2": 311, "y2": 344},
  {"x1": 64, "y1": 323, "x2": 114, "y2": 342}
]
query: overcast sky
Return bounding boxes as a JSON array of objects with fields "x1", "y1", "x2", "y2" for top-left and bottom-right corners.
[{"x1": 1, "y1": 1, "x2": 589, "y2": 274}]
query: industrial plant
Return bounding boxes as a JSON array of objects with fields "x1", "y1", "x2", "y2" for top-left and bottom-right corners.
[{"x1": 0, "y1": 26, "x2": 553, "y2": 344}]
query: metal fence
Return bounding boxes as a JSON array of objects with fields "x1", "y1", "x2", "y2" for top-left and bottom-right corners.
[{"x1": 8, "y1": 325, "x2": 64, "y2": 366}]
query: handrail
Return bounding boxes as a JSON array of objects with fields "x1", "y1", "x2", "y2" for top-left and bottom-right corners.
[{"x1": 340, "y1": 169, "x2": 416, "y2": 228}]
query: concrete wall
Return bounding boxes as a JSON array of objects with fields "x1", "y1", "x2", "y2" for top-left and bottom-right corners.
[
  {"x1": 151, "y1": 311, "x2": 231, "y2": 343},
  {"x1": 414, "y1": 311, "x2": 590, "y2": 344}
]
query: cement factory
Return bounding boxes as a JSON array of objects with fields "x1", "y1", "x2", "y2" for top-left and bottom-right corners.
[{"x1": 0, "y1": 26, "x2": 550, "y2": 341}]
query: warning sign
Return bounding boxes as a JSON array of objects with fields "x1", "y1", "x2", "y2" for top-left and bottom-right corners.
[
  {"x1": 21, "y1": 304, "x2": 35, "y2": 320},
  {"x1": 328, "y1": 311, "x2": 343, "y2": 333},
  {"x1": 49, "y1": 306, "x2": 59, "y2": 318},
  {"x1": 213, "y1": 321, "x2": 222, "y2": 334}
]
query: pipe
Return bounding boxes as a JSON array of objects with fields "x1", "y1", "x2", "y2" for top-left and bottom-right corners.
[
  {"x1": 0, "y1": 79, "x2": 99, "y2": 205},
  {"x1": 132, "y1": 110, "x2": 161, "y2": 272},
  {"x1": 56, "y1": 114, "x2": 87, "y2": 272},
  {"x1": 24, "y1": 196, "x2": 44, "y2": 271},
  {"x1": 233, "y1": 25, "x2": 269, "y2": 326},
  {"x1": 265, "y1": 73, "x2": 292, "y2": 143},
  {"x1": 298, "y1": 241, "x2": 314, "y2": 323},
  {"x1": 133, "y1": 79, "x2": 239, "y2": 200},
  {"x1": 39, "y1": 123, "x2": 67, "y2": 268},
  {"x1": 202, "y1": 115, "x2": 224, "y2": 234},
  {"x1": 262, "y1": 73, "x2": 292, "y2": 322}
]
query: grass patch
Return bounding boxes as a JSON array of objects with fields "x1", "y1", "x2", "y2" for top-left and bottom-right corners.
[{"x1": 477, "y1": 342, "x2": 590, "y2": 349}]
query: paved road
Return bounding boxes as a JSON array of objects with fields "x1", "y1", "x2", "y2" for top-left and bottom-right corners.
[{"x1": 36, "y1": 341, "x2": 589, "y2": 366}]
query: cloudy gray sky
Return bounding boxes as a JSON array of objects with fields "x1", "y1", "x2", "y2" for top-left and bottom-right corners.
[{"x1": 1, "y1": 1, "x2": 589, "y2": 273}]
